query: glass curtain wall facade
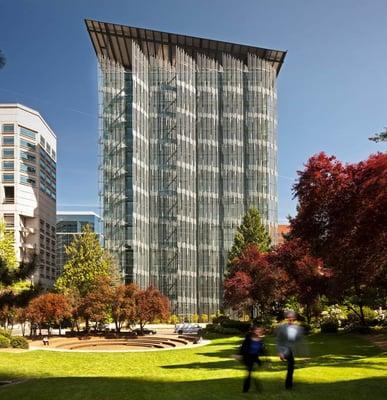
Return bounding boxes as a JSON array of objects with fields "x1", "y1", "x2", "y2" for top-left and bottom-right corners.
[{"x1": 88, "y1": 20, "x2": 286, "y2": 316}]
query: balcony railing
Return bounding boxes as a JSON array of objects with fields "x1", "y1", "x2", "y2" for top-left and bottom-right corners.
[{"x1": 3, "y1": 198, "x2": 15, "y2": 204}]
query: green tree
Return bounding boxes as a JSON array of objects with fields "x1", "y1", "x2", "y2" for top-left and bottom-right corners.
[
  {"x1": 0, "y1": 221, "x2": 36, "y2": 288},
  {"x1": 369, "y1": 127, "x2": 387, "y2": 143},
  {"x1": 228, "y1": 207, "x2": 271, "y2": 264},
  {"x1": 0, "y1": 50, "x2": 6, "y2": 69},
  {"x1": 0, "y1": 221, "x2": 17, "y2": 273},
  {"x1": 55, "y1": 225, "x2": 115, "y2": 297}
]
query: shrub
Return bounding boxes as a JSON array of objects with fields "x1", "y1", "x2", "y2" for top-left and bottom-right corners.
[
  {"x1": 209, "y1": 314, "x2": 217, "y2": 323},
  {"x1": 299, "y1": 322, "x2": 313, "y2": 335},
  {"x1": 0, "y1": 328, "x2": 11, "y2": 338},
  {"x1": 0, "y1": 334, "x2": 10, "y2": 348},
  {"x1": 344, "y1": 324, "x2": 372, "y2": 334},
  {"x1": 347, "y1": 307, "x2": 378, "y2": 326},
  {"x1": 10, "y1": 336, "x2": 29, "y2": 349},
  {"x1": 320, "y1": 320, "x2": 339, "y2": 333},
  {"x1": 203, "y1": 324, "x2": 241, "y2": 336},
  {"x1": 218, "y1": 327, "x2": 241, "y2": 335},
  {"x1": 169, "y1": 314, "x2": 180, "y2": 325},
  {"x1": 212, "y1": 315, "x2": 229, "y2": 324},
  {"x1": 199, "y1": 314, "x2": 208, "y2": 323},
  {"x1": 192, "y1": 314, "x2": 199, "y2": 323},
  {"x1": 221, "y1": 319, "x2": 251, "y2": 333}
]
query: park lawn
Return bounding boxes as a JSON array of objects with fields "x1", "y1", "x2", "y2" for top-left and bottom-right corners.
[{"x1": 0, "y1": 333, "x2": 386, "y2": 400}]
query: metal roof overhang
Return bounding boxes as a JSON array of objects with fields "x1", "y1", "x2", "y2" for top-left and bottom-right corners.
[{"x1": 85, "y1": 19, "x2": 286, "y2": 75}]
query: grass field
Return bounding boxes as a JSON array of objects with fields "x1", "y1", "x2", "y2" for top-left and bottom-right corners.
[{"x1": 0, "y1": 333, "x2": 386, "y2": 400}]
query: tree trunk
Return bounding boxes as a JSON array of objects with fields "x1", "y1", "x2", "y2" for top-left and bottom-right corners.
[
  {"x1": 359, "y1": 303, "x2": 366, "y2": 326},
  {"x1": 306, "y1": 304, "x2": 311, "y2": 325},
  {"x1": 59, "y1": 323, "x2": 62, "y2": 336}
]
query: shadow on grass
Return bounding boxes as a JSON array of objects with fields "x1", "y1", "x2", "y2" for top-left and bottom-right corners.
[
  {"x1": 164, "y1": 334, "x2": 386, "y2": 372},
  {"x1": 161, "y1": 354, "x2": 387, "y2": 373},
  {"x1": 1, "y1": 376, "x2": 386, "y2": 400}
]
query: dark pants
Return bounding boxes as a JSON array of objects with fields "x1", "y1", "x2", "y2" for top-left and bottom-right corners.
[
  {"x1": 285, "y1": 350, "x2": 295, "y2": 389},
  {"x1": 243, "y1": 355, "x2": 261, "y2": 392}
]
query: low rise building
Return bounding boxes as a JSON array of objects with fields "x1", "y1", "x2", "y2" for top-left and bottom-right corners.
[{"x1": 56, "y1": 211, "x2": 102, "y2": 276}]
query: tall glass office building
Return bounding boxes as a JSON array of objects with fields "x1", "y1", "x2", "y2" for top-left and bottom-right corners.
[{"x1": 86, "y1": 20, "x2": 286, "y2": 316}]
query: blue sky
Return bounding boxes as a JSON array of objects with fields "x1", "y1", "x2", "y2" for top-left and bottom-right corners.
[{"x1": 1, "y1": 0, "x2": 386, "y2": 222}]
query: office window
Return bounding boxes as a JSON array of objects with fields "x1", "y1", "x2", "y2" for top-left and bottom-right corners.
[
  {"x1": 20, "y1": 138, "x2": 36, "y2": 151},
  {"x1": 19, "y1": 126, "x2": 36, "y2": 140},
  {"x1": 2, "y1": 149, "x2": 14, "y2": 158},
  {"x1": 4, "y1": 186, "x2": 14, "y2": 204},
  {"x1": 2, "y1": 136, "x2": 14, "y2": 146},
  {"x1": 3, "y1": 214, "x2": 14, "y2": 228},
  {"x1": 40, "y1": 136, "x2": 46, "y2": 146},
  {"x1": 2, "y1": 161, "x2": 14, "y2": 170},
  {"x1": 3, "y1": 173, "x2": 14, "y2": 182},
  {"x1": 20, "y1": 175, "x2": 36, "y2": 186},
  {"x1": 20, "y1": 151, "x2": 36, "y2": 162},
  {"x1": 52, "y1": 150, "x2": 56, "y2": 160},
  {"x1": 20, "y1": 163, "x2": 36, "y2": 174},
  {"x1": 2, "y1": 124, "x2": 14, "y2": 134}
]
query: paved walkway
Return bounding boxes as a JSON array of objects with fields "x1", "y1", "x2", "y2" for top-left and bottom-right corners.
[{"x1": 364, "y1": 334, "x2": 387, "y2": 351}]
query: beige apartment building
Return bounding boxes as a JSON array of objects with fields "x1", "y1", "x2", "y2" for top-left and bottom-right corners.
[{"x1": 0, "y1": 104, "x2": 57, "y2": 287}]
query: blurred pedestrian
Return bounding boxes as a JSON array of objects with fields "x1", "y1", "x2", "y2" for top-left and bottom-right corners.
[
  {"x1": 42, "y1": 336, "x2": 49, "y2": 346},
  {"x1": 239, "y1": 325, "x2": 266, "y2": 393},
  {"x1": 276, "y1": 310, "x2": 305, "y2": 390}
]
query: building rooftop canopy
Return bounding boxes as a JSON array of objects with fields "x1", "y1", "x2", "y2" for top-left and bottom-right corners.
[{"x1": 85, "y1": 19, "x2": 286, "y2": 75}]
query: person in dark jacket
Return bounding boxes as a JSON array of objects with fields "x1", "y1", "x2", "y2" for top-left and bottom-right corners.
[{"x1": 239, "y1": 325, "x2": 265, "y2": 393}]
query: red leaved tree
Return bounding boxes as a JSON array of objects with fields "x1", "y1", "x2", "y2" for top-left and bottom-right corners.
[
  {"x1": 111, "y1": 283, "x2": 138, "y2": 333},
  {"x1": 27, "y1": 293, "x2": 72, "y2": 336},
  {"x1": 270, "y1": 238, "x2": 331, "y2": 323},
  {"x1": 134, "y1": 287, "x2": 169, "y2": 334},
  {"x1": 78, "y1": 276, "x2": 114, "y2": 332},
  {"x1": 291, "y1": 152, "x2": 387, "y2": 325},
  {"x1": 225, "y1": 245, "x2": 288, "y2": 319},
  {"x1": 223, "y1": 271, "x2": 253, "y2": 312}
]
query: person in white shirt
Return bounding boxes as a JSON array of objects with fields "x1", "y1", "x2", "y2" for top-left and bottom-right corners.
[{"x1": 276, "y1": 311, "x2": 305, "y2": 389}]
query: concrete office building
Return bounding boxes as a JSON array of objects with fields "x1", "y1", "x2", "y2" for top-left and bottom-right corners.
[
  {"x1": 0, "y1": 104, "x2": 57, "y2": 287},
  {"x1": 86, "y1": 20, "x2": 286, "y2": 316},
  {"x1": 56, "y1": 211, "x2": 102, "y2": 275}
]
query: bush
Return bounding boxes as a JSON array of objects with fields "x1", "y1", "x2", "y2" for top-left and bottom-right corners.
[
  {"x1": 169, "y1": 314, "x2": 180, "y2": 325},
  {"x1": 320, "y1": 320, "x2": 339, "y2": 333},
  {"x1": 344, "y1": 324, "x2": 372, "y2": 334},
  {"x1": 203, "y1": 324, "x2": 241, "y2": 336},
  {"x1": 10, "y1": 336, "x2": 29, "y2": 349},
  {"x1": 221, "y1": 319, "x2": 251, "y2": 333},
  {"x1": 212, "y1": 315, "x2": 230, "y2": 325},
  {"x1": 199, "y1": 314, "x2": 209, "y2": 323},
  {"x1": 192, "y1": 314, "x2": 199, "y2": 323},
  {"x1": 347, "y1": 307, "x2": 378, "y2": 326},
  {"x1": 299, "y1": 322, "x2": 313, "y2": 335},
  {"x1": 0, "y1": 334, "x2": 10, "y2": 348},
  {"x1": 0, "y1": 328, "x2": 12, "y2": 338}
]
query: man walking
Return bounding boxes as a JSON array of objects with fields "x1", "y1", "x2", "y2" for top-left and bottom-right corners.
[
  {"x1": 276, "y1": 311, "x2": 305, "y2": 390},
  {"x1": 239, "y1": 325, "x2": 266, "y2": 393}
]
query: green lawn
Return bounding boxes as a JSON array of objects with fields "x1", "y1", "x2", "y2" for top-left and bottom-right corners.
[{"x1": 0, "y1": 334, "x2": 386, "y2": 400}]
